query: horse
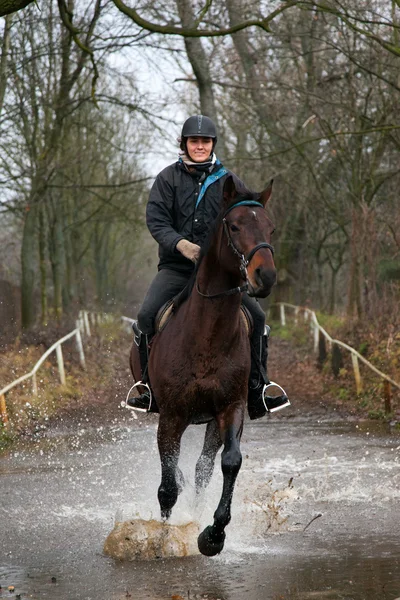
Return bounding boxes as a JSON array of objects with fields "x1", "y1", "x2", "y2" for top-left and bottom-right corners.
[{"x1": 129, "y1": 175, "x2": 277, "y2": 556}]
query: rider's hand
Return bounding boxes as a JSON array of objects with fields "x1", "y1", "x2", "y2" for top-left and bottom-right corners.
[{"x1": 176, "y1": 239, "x2": 201, "y2": 263}]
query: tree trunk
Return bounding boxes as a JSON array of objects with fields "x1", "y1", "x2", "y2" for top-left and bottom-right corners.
[
  {"x1": 0, "y1": 13, "x2": 12, "y2": 115},
  {"x1": 64, "y1": 213, "x2": 77, "y2": 311},
  {"x1": 360, "y1": 205, "x2": 378, "y2": 318},
  {"x1": 329, "y1": 268, "x2": 337, "y2": 314},
  {"x1": 39, "y1": 204, "x2": 48, "y2": 326},
  {"x1": 346, "y1": 207, "x2": 362, "y2": 318},
  {"x1": 176, "y1": 0, "x2": 218, "y2": 122},
  {"x1": 21, "y1": 204, "x2": 38, "y2": 328},
  {"x1": 47, "y1": 197, "x2": 65, "y2": 324}
]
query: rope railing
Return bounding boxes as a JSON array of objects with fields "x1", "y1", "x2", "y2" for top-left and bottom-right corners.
[
  {"x1": 275, "y1": 302, "x2": 400, "y2": 414},
  {"x1": 0, "y1": 310, "x2": 111, "y2": 425}
]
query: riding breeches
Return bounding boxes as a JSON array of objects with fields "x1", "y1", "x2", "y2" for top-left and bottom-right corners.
[
  {"x1": 137, "y1": 269, "x2": 190, "y2": 335},
  {"x1": 137, "y1": 267, "x2": 266, "y2": 339}
]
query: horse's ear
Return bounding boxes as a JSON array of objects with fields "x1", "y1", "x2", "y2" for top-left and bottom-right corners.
[
  {"x1": 223, "y1": 175, "x2": 237, "y2": 205},
  {"x1": 259, "y1": 180, "x2": 273, "y2": 207}
]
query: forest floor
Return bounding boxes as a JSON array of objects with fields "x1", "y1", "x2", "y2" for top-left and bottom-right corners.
[{"x1": 1, "y1": 319, "x2": 399, "y2": 454}]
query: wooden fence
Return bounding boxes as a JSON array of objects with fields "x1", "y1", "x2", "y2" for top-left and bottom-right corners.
[
  {"x1": 0, "y1": 310, "x2": 111, "y2": 425},
  {"x1": 275, "y1": 302, "x2": 400, "y2": 414}
]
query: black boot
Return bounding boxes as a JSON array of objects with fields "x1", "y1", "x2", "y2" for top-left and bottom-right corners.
[
  {"x1": 248, "y1": 328, "x2": 290, "y2": 420},
  {"x1": 126, "y1": 325, "x2": 156, "y2": 412}
]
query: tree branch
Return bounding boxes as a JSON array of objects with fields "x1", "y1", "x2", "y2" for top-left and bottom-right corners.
[
  {"x1": 0, "y1": 0, "x2": 33, "y2": 17},
  {"x1": 193, "y1": 0, "x2": 213, "y2": 29},
  {"x1": 110, "y1": 0, "x2": 299, "y2": 37},
  {"x1": 57, "y1": 0, "x2": 100, "y2": 100},
  {"x1": 300, "y1": 1, "x2": 400, "y2": 57}
]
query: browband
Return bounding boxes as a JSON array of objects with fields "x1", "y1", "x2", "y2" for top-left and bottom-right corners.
[{"x1": 223, "y1": 200, "x2": 264, "y2": 216}]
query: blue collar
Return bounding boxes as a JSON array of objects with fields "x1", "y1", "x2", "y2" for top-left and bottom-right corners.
[{"x1": 195, "y1": 166, "x2": 228, "y2": 209}]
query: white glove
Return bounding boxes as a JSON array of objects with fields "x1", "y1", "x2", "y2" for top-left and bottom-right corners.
[{"x1": 176, "y1": 239, "x2": 201, "y2": 263}]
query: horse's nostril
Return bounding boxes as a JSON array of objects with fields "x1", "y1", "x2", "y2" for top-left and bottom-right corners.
[{"x1": 254, "y1": 268, "x2": 276, "y2": 289}]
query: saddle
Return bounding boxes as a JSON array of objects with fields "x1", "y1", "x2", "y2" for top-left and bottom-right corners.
[{"x1": 155, "y1": 298, "x2": 253, "y2": 336}]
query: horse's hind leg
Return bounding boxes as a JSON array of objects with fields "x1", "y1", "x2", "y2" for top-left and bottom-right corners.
[
  {"x1": 198, "y1": 406, "x2": 244, "y2": 556},
  {"x1": 157, "y1": 415, "x2": 187, "y2": 520},
  {"x1": 195, "y1": 420, "x2": 222, "y2": 493}
]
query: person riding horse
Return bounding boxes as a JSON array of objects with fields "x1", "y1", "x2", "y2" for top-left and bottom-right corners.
[{"x1": 128, "y1": 115, "x2": 288, "y2": 419}]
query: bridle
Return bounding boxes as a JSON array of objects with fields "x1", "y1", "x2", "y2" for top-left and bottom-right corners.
[{"x1": 196, "y1": 200, "x2": 275, "y2": 299}]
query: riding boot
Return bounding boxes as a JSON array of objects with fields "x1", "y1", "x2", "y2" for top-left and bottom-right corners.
[
  {"x1": 248, "y1": 328, "x2": 290, "y2": 420},
  {"x1": 126, "y1": 325, "x2": 156, "y2": 412}
]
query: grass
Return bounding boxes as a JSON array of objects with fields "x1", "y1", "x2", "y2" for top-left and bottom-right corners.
[
  {"x1": 0, "y1": 319, "x2": 129, "y2": 454},
  {"x1": 314, "y1": 311, "x2": 345, "y2": 334},
  {"x1": 270, "y1": 319, "x2": 310, "y2": 346}
]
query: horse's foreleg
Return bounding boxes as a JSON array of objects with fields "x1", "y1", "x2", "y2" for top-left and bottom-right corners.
[
  {"x1": 157, "y1": 415, "x2": 187, "y2": 520},
  {"x1": 195, "y1": 419, "x2": 222, "y2": 493},
  {"x1": 198, "y1": 407, "x2": 244, "y2": 556}
]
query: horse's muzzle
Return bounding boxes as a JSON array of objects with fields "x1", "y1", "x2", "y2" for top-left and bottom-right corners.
[{"x1": 247, "y1": 267, "x2": 277, "y2": 298}]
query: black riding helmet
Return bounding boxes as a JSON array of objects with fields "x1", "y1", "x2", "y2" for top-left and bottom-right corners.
[
  {"x1": 181, "y1": 115, "x2": 217, "y2": 139},
  {"x1": 180, "y1": 115, "x2": 218, "y2": 153}
]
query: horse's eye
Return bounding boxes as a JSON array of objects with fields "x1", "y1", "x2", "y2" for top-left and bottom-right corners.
[
  {"x1": 271, "y1": 228, "x2": 276, "y2": 235},
  {"x1": 230, "y1": 224, "x2": 240, "y2": 233}
]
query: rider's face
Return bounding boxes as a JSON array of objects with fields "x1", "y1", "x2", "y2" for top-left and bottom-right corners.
[{"x1": 186, "y1": 137, "x2": 214, "y2": 162}]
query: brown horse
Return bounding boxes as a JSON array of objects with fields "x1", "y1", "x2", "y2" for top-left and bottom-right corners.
[{"x1": 129, "y1": 175, "x2": 276, "y2": 556}]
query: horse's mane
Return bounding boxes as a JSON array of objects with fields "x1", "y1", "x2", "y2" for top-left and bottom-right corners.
[{"x1": 173, "y1": 177, "x2": 260, "y2": 311}]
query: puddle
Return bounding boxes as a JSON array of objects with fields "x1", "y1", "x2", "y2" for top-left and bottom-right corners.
[{"x1": 0, "y1": 416, "x2": 399, "y2": 599}]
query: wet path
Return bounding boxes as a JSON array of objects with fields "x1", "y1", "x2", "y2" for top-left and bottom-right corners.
[{"x1": 0, "y1": 410, "x2": 399, "y2": 600}]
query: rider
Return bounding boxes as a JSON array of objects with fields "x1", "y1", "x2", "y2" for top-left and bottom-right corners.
[{"x1": 128, "y1": 115, "x2": 288, "y2": 418}]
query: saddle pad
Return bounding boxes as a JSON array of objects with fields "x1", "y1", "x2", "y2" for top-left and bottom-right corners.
[
  {"x1": 155, "y1": 299, "x2": 253, "y2": 336},
  {"x1": 155, "y1": 299, "x2": 174, "y2": 332}
]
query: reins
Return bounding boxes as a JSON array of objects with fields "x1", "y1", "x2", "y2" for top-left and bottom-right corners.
[
  {"x1": 196, "y1": 282, "x2": 248, "y2": 299},
  {"x1": 196, "y1": 200, "x2": 274, "y2": 300}
]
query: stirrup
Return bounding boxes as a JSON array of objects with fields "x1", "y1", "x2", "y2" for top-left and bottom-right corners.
[
  {"x1": 121, "y1": 381, "x2": 152, "y2": 413},
  {"x1": 262, "y1": 381, "x2": 291, "y2": 413}
]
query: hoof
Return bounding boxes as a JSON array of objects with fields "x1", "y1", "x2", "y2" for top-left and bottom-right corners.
[
  {"x1": 161, "y1": 508, "x2": 171, "y2": 521},
  {"x1": 197, "y1": 526, "x2": 225, "y2": 557}
]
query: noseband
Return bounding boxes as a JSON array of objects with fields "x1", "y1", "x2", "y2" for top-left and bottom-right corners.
[{"x1": 196, "y1": 200, "x2": 275, "y2": 300}]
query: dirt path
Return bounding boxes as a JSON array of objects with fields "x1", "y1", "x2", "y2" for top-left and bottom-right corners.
[{"x1": 43, "y1": 335, "x2": 344, "y2": 436}]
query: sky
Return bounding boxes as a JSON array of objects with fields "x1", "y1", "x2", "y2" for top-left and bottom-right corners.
[{"x1": 111, "y1": 36, "x2": 195, "y2": 177}]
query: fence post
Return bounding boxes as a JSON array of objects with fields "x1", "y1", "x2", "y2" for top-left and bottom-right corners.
[
  {"x1": 351, "y1": 353, "x2": 362, "y2": 395},
  {"x1": 83, "y1": 311, "x2": 91, "y2": 337},
  {"x1": 318, "y1": 331, "x2": 327, "y2": 368},
  {"x1": 331, "y1": 343, "x2": 343, "y2": 378},
  {"x1": 32, "y1": 373, "x2": 38, "y2": 396},
  {"x1": 75, "y1": 327, "x2": 86, "y2": 369},
  {"x1": 0, "y1": 394, "x2": 8, "y2": 424},
  {"x1": 294, "y1": 307, "x2": 299, "y2": 325},
  {"x1": 280, "y1": 304, "x2": 286, "y2": 327},
  {"x1": 383, "y1": 381, "x2": 392, "y2": 414},
  {"x1": 313, "y1": 322, "x2": 319, "y2": 354},
  {"x1": 56, "y1": 345, "x2": 66, "y2": 386}
]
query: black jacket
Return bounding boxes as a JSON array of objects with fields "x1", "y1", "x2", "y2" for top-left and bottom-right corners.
[{"x1": 146, "y1": 160, "x2": 233, "y2": 273}]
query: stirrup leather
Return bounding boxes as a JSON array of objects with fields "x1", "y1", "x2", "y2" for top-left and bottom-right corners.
[
  {"x1": 262, "y1": 381, "x2": 291, "y2": 413},
  {"x1": 121, "y1": 381, "x2": 152, "y2": 413}
]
